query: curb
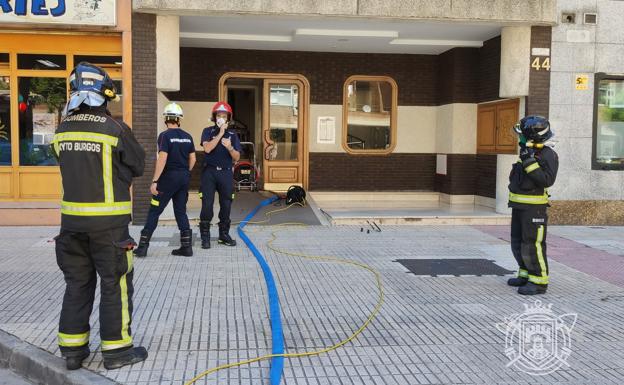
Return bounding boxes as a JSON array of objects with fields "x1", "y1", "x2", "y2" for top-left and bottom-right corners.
[{"x1": 0, "y1": 329, "x2": 119, "y2": 385}]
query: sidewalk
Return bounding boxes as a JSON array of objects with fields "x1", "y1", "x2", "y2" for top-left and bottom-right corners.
[{"x1": 0, "y1": 224, "x2": 623, "y2": 384}]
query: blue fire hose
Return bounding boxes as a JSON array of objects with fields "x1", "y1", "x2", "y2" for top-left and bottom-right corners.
[{"x1": 237, "y1": 195, "x2": 284, "y2": 385}]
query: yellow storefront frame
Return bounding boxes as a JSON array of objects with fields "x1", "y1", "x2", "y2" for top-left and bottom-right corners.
[{"x1": 0, "y1": 33, "x2": 123, "y2": 201}]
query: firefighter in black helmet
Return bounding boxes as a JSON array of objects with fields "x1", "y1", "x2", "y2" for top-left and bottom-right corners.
[
  {"x1": 507, "y1": 116, "x2": 559, "y2": 295},
  {"x1": 51, "y1": 63, "x2": 147, "y2": 370}
]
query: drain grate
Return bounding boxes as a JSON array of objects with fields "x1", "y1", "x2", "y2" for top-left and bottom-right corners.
[{"x1": 396, "y1": 258, "x2": 514, "y2": 277}]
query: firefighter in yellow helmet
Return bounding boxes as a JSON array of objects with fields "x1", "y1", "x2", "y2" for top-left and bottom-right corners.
[{"x1": 134, "y1": 102, "x2": 196, "y2": 258}]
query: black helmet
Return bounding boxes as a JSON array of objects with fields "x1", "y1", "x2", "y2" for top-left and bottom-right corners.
[
  {"x1": 69, "y1": 62, "x2": 117, "y2": 101},
  {"x1": 513, "y1": 115, "x2": 553, "y2": 143}
]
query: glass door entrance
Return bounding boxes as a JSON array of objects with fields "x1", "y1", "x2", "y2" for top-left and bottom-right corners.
[
  {"x1": 222, "y1": 74, "x2": 308, "y2": 192},
  {"x1": 263, "y1": 79, "x2": 304, "y2": 191}
]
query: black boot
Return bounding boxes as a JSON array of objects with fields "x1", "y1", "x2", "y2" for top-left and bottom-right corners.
[
  {"x1": 172, "y1": 229, "x2": 193, "y2": 257},
  {"x1": 507, "y1": 277, "x2": 528, "y2": 287},
  {"x1": 102, "y1": 346, "x2": 148, "y2": 370},
  {"x1": 518, "y1": 282, "x2": 548, "y2": 295},
  {"x1": 63, "y1": 345, "x2": 90, "y2": 371},
  {"x1": 133, "y1": 229, "x2": 152, "y2": 258},
  {"x1": 218, "y1": 222, "x2": 237, "y2": 246},
  {"x1": 199, "y1": 221, "x2": 211, "y2": 249}
]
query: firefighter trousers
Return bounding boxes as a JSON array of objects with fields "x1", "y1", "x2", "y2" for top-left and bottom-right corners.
[
  {"x1": 144, "y1": 169, "x2": 191, "y2": 233},
  {"x1": 510, "y1": 206, "x2": 549, "y2": 285},
  {"x1": 55, "y1": 226, "x2": 135, "y2": 354},
  {"x1": 199, "y1": 166, "x2": 234, "y2": 225}
]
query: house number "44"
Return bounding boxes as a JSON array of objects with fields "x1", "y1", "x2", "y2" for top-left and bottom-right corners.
[{"x1": 531, "y1": 57, "x2": 551, "y2": 71}]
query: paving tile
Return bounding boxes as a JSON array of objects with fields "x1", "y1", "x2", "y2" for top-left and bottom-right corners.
[{"x1": 0, "y1": 225, "x2": 623, "y2": 384}]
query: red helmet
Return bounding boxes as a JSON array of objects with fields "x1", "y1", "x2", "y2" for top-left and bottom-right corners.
[{"x1": 212, "y1": 101, "x2": 233, "y2": 121}]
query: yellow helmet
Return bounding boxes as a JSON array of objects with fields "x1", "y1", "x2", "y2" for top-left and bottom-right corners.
[{"x1": 163, "y1": 102, "x2": 184, "y2": 122}]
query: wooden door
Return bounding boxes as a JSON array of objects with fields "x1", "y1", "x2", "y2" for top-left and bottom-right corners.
[
  {"x1": 496, "y1": 100, "x2": 520, "y2": 152},
  {"x1": 262, "y1": 79, "x2": 304, "y2": 191},
  {"x1": 477, "y1": 99, "x2": 519, "y2": 154},
  {"x1": 477, "y1": 105, "x2": 496, "y2": 153}
]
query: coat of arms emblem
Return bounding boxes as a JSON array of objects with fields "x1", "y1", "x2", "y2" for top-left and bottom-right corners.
[{"x1": 497, "y1": 300, "x2": 577, "y2": 375}]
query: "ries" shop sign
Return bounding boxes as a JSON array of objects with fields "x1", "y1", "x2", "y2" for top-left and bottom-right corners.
[{"x1": 0, "y1": 0, "x2": 116, "y2": 26}]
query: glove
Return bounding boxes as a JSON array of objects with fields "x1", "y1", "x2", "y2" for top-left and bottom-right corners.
[
  {"x1": 518, "y1": 134, "x2": 527, "y2": 147},
  {"x1": 519, "y1": 145, "x2": 535, "y2": 162}
]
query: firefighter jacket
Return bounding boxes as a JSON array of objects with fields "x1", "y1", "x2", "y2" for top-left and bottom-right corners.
[
  {"x1": 508, "y1": 145, "x2": 559, "y2": 208},
  {"x1": 52, "y1": 106, "x2": 145, "y2": 232}
]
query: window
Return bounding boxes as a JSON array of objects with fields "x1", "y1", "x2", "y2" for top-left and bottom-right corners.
[
  {"x1": 0, "y1": 76, "x2": 10, "y2": 165},
  {"x1": 74, "y1": 55, "x2": 122, "y2": 79},
  {"x1": 74, "y1": 55, "x2": 123, "y2": 120},
  {"x1": 17, "y1": 54, "x2": 66, "y2": 70},
  {"x1": 18, "y1": 77, "x2": 66, "y2": 166},
  {"x1": 108, "y1": 80, "x2": 123, "y2": 121},
  {"x1": 267, "y1": 83, "x2": 299, "y2": 161},
  {"x1": 0, "y1": 53, "x2": 8, "y2": 70},
  {"x1": 593, "y1": 73, "x2": 624, "y2": 170},
  {"x1": 343, "y1": 76, "x2": 397, "y2": 154}
]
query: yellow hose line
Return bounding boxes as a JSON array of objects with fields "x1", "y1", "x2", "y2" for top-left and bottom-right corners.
[{"x1": 184, "y1": 203, "x2": 384, "y2": 385}]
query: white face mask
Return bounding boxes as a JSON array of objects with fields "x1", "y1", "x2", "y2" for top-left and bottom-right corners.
[{"x1": 216, "y1": 117, "x2": 226, "y2": 127}]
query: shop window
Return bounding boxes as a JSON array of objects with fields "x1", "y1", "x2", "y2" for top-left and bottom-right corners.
[
  {"x1": 0, "y1": 53, "x2": 8, "y2": 70},
  {"x1": 73, "y1": 55, "x2": 123, "y2": 119},
  {"x1": 18, "y1": 77, "x2": 66, "y2": 166},
  {"x1": 343, "y1": 76, "x2": 397, "y2": 154},
  {"x1": 108, "y1": 80, "x2": 123, "y2": 120},
  {"x1": 0, "y1": 76, "x2": 10, "y2": 166},
  {"x1": 477, "y1": 99, "x2": 519, "y2": 154},
  {"x1": 593, "y1": 73, "x2": 624, "y2": 170},
  {"x1": 74, "y1": 55, "x2": 122, "y2": 75},
  {"x1": 18, "y1": 54, "x2": 66, "y2": 70}
]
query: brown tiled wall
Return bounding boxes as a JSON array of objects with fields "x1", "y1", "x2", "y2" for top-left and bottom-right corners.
[
  {"x1": 434, "y1": 154, "x2": 497, "y2": 197},
  {"x1": 309, "y1": 153, "x2": 436, "y2": 191},
  {"x1": 435, "y1": 155, "x2": 476, "y2": 195},
  {"x1": 166, "y1": 48, "x2": 439, "y2": 106},
  {"x1": 166, "y1": 43, "x2": 502, "y2": 107},
  {"x1": 190, "y1": 152, "x2": 204, "y2": 190},
  {"x1": 192, "y1": 152, "x2": 497, "y2": 196},
  {"x1": 131, "y1": 13, "x2": 158, "y2": 225},
  {"x1": 479, "y1": 36, "x2": 501, "y2": 103},
  {"x1": 475, "y1": 154, "x2": 497, "y2": 198},
  {"x1": 526, "y1": 26, "x2": 552, "y2": 117},
  {"x1": 437, "y1": 48, "x2": 479, "y2": 105}
]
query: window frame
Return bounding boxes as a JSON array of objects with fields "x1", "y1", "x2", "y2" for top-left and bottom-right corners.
[
  {"x1": 592, "y1": 72, "x2": 624, "y2": 171},
  {"x1": 342, "y1": 75, "x2": 398, "y2": 155},
  {"x1": 0, "y1": 71, "x2": 11, "y2": 168}
]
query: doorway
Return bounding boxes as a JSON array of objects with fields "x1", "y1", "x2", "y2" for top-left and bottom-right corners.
[{"x1": 220, "y1": 72, "x2": 309, "y2": 192}]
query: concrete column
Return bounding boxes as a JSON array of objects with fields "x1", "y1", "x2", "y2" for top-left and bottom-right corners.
[
  {"x1": 156, "y1": 15, "x2": 180, "y2": 92},
  {"x1": 495, "y1": 154, "x2": 516, "y2": 214},
  {"x1": 499, "y1": 26, "x2": 531, "y2": 98},
  {"x1": 155, "y1": 16, "x2": 179, "y2": 220}
]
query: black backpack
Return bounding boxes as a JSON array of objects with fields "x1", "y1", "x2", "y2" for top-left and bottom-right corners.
[{"x1": 285, "y1": 185, "x2": 306, "y2": 205}]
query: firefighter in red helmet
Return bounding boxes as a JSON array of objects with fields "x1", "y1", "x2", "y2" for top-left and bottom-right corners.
[{"x1": 198, "y1": 102, "x2": 241, "y2": 249}]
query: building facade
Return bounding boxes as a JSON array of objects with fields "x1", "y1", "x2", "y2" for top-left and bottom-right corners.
[{"x1": 130, "y1": 0, "x2": 561, "y2": 224}]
